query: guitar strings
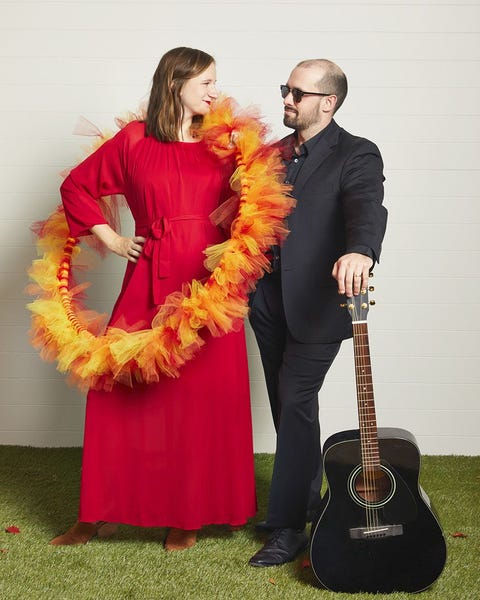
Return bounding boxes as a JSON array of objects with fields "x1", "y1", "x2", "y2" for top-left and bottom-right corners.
[
  {"x1": 353, "y1": 314, "x2": 372, "y2": 530},
  {"x1": 353, "y1": 299, "x2": 379, "y2": 532},
  {"x1": 356, "y1": 317, "x2": 376, "y2": 531}
]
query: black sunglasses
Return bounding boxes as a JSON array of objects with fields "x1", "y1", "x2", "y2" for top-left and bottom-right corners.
[{"x1": 280, "y1": 84, "x2": 332, "y2": 103}]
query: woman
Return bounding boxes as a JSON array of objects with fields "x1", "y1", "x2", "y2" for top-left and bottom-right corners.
[{"x1": 50, "y1": 47, "x2": 256, "y2": 551}]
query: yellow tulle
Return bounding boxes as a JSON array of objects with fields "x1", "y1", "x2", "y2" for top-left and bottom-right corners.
[{"x1": 27, "y1": 96, "x2": 295, "y2": 391}]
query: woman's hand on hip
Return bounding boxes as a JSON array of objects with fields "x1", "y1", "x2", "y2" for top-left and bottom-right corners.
[
  {"x1": 91, "y1": 224, "x2": 145, "y2": 263},
  {"x1": 113, "y1": 235, "x2": 146, "y2": 263}
]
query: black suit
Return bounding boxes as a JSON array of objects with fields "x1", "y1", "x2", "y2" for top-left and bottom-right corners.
[{"x1": 249, "y1": 119, "x2": 387, "y2": 529}]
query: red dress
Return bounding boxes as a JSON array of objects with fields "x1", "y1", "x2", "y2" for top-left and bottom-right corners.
[{"x1": 60, "y1": 121, "x2": 257, "y2": 529}]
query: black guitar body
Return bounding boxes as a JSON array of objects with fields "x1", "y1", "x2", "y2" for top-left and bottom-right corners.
[{"x1": 310, "y1": 427, "x2": 446, "y2": 593}]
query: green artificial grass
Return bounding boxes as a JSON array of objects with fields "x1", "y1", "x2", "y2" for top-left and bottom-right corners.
[{"x1": 0, "y1": 447, "x2": 478, "y2": 599}]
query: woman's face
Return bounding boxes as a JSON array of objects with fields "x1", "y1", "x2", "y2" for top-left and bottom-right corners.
[{"x1": 180, "y1": 63, "x2": 218, "y2": 119}]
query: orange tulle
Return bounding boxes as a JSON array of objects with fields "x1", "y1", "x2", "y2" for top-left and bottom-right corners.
[{"x1": 26, "y1": 96, "x2": 295, "y2": 391}]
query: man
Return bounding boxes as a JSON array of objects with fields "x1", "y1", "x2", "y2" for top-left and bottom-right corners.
[{"x1": 248, "y1": 59, "x2": 387, "y2": 567}]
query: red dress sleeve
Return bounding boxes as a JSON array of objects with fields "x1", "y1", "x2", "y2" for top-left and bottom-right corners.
[{"x1": 60, "y1": 122, "x2": 141, "y2": 237}]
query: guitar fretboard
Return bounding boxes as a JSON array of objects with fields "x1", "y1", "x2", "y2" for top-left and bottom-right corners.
[{"x1": 352, "y1": 321, "x2": 380, "y2": 469}]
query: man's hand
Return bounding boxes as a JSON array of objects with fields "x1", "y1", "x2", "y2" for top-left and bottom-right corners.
[{"x1": 332, "y1": 252, "x2": 373, "y2": 297}]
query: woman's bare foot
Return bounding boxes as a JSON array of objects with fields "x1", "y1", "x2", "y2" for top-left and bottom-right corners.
[
  {"x1": 164, "y1": 528, "x2": 197, "y2": 551},
  {"x1": 49, "y1": 521, "x2": 118, "y2": 545}
]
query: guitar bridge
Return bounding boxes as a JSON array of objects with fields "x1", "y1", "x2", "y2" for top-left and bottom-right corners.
[{"x1": 349, "y1": 524, "x2": 403, "y2": 539}]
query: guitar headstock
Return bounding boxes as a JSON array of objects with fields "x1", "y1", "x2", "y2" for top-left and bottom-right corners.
[{"x1": 341, "y1": 286, "x2": 375, "y2": 323}]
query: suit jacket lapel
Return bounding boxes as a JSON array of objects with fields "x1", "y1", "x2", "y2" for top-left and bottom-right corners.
[{"x1": 292, "y1": 120, "x2": 341, "y2": 199}]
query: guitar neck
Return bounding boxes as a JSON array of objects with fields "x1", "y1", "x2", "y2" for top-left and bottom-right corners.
[{"x1": 352, "y1": 320, "x2": 380, "y2": 469}]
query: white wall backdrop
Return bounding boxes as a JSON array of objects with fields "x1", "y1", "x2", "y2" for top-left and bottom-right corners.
[{"x1": 0, "y1": 0, "x2": 479, "y2": 454}]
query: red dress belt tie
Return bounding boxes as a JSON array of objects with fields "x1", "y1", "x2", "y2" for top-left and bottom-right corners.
[{"x1": 137, "y1": 215, "x2": 209, "y2": 304}]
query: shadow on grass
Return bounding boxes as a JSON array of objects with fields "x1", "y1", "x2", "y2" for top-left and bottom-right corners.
[
  {"x1": 0, "y1": 448, "x2": 278, "y2": 544},
  {"x1": 0, "y1": 446, "x2": 83, "y2": 534},
  {"x1": 0, "y1": 446, "x2": 319, "y2": 585}
]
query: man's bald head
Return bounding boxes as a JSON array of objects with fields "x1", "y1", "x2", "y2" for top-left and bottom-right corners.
[{"x1": 295, "y1": 59, "x2": 348, "y2": 113}]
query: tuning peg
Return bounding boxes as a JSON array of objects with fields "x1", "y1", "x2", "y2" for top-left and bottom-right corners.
[
  {"x1": 369, "y1": 300, "x2": 376, "y2": 306},
  {"x1": 340, "y1": 303, "x2": 347, "y2": 308},
  {"x1": 369, "y1": 286, "x2": 375, "y2": 292},
  {"x1": 369, "y1": 272, "x2": 374, "y2": 277}
]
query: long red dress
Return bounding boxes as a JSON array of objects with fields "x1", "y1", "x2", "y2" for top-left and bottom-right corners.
[{"x1": 60, "y1": 121, "x2": 257, "y2": 529}]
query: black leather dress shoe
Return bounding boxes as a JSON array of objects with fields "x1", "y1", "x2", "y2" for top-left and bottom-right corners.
[{"x1": 249, "y1": 528, "x2": 309, "y2": 567}]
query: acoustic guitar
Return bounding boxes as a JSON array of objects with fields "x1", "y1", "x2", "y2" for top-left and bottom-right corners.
[{"x1": 310, "y1": 286, "x2": 447, "y2": 593}]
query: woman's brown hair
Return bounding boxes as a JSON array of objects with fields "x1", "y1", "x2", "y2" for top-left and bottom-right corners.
[{"x1": 145, "y1": 47, "x2": 215, "y2": 142}]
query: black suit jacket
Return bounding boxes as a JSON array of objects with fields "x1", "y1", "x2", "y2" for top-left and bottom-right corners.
[{"x1": 278, "y1": 119, "x2": 387, "y2": 343}]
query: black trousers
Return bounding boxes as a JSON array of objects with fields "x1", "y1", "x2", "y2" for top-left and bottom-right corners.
[{"x1": 249, "y1": 273, "x2": 341, "y2": 529}]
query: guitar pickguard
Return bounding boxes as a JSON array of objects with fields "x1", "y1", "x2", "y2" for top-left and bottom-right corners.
[{"x1": 346, "y1": 459, "x2": 419, "y2": 525}]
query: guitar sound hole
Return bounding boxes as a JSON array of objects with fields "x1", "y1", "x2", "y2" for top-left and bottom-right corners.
[
  {"x1": 348, "y1": 465, "x2": 395, "y2": 507},
  {"x1": 355, "y1": 468, "x2": 391, "y2": 502}
]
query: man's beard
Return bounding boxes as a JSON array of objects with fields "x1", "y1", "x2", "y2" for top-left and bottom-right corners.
[
  {"x1": 283, "y1": 110, "x2": 298, "y2": 129},
  {"x1": 283, "y1": 108, "x2": 317, "y2": 131}
]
